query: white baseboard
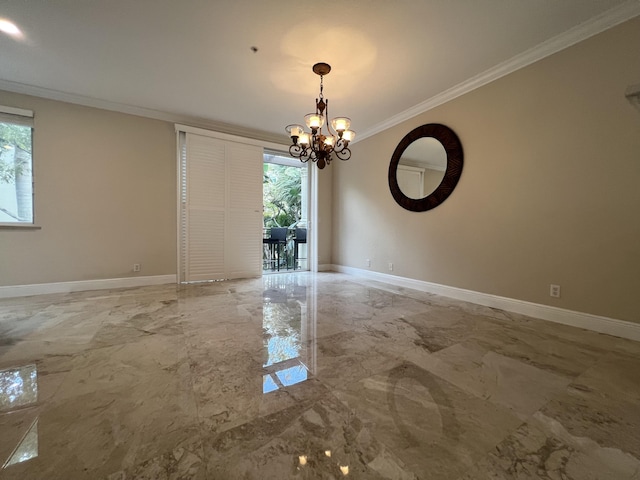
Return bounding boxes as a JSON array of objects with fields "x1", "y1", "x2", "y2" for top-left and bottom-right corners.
[
  {"x1": 331, "y1": 265, "x2": 640, "y2": 342},
  {"x1": 3, "y1": 268, "x2": 638, "y2": 342},
  {"x1": 0, "y1": 274, "x2": 177, "y2": 299}
]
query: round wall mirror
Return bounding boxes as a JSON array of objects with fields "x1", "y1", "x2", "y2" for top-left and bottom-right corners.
[{"x1": 388, "y1": 123, "x2": 463, "y2": 212}]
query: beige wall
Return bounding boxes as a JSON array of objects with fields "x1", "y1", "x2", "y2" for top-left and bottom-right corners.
[
  {"x1": 332, "y1": 17, "x2": 640, "y2": 323},
  {"x1": 0, "y1": 91, "x2": 177, "y2": 285},
  {"x1": 0, "y1": 91, "x2": 332, "y2": 286}
]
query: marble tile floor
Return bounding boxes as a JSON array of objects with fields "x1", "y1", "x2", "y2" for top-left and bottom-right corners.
[{"x1": 0, "y1": 272, "x2": 639, "y2": 479}]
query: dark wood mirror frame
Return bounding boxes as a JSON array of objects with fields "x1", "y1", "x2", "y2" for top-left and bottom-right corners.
[{"x1": 388, "y1": 123, "x2": 464, "y2": 212}]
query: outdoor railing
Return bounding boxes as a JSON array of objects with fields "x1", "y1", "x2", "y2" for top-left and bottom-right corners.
[{"x1": 263, "y1": 227, "x2": 307, "y2": 271}]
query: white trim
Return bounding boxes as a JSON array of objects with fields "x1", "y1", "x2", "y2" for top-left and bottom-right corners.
[
  {"x1": 356, "y1": 1, "x2": 640, "y2": 142},
  {"x1": 174, "y1": 123, "x2": 289, "y2": 153},
  {"x1": 332, "y1": 265, "x2": 640, "y2": 342},
  {"x1": 309, "y1": 167, "x2": 319, "y2": 273},
  {"x1": 263, "y1": 153, "x2": 303, "y2": 168},
  {"x1": 317, "y1": 264, "x2": 333, "y2": 272},
  {"x1": 396, "y1": 164, "x2": 425, "y2": 173},
  {"x1": 0, "y1": 78, "x2": 288, "y2": 145},
  {"x1": 0, "y1": 275, "x2": 177, "y2": 299},
  {"x1": 176, "y1": 130, "x2": 184, "y2": 284},
  {"x1": 0, "y1": 105, "x2": 33, "y2": 117},
  {"x1": 397, "y1": 164, "x2": 425, "y2": 198}
]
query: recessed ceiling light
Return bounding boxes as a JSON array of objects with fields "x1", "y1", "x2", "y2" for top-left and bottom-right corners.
[{"x1": 0, "y1": 18, "x2": 23, "y2": 38}]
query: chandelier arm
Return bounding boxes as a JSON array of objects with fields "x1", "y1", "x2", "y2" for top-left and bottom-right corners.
[
  {"x1": 289, "y1": 144, "x2": 306, "y2": 158},
  {"x1": 335, "y1": 147, "x2": 352, "y2": 161}
]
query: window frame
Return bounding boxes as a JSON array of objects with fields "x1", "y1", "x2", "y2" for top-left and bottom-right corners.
[{"x1": 0, "y1": 105, "x2": 37, "y2": 229}]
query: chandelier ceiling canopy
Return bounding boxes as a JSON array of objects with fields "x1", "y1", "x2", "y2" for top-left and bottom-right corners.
[{"x1": 285, "y1": 63, "x2": 355, "y2": 169}]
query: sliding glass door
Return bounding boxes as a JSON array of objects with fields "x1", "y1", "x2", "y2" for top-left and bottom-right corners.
[{"x1": 262, "y1": 152, "x2": 309, "y2": 273}]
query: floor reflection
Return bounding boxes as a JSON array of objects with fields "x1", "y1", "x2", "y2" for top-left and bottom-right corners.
[
  {"x1": 262, "y1": 363, "x2": 309, "y2": 394},
  {"x1": 4, "y1": 419, "x2": 38, "y2": 468},
  {"x1": 0, "y1": 364, "x2": 38, "y2": 411},
  {"x1": 261, "y1": 274, "x2": 315, "y2": 394},
  {"x1": 0, "y1": 364, "x2": 39, "y2": 469},
  {"x1": 1, "y1": 273, "x2": 639, "y2": 478},
  {"x1": 262, "y1": 302, "x2": 301, "y2": 367},
  {"x1": 295, "y1": 448, "x2": 350, "y2": 477},
  {"x1": 275, "y1": 364, "x2": 308, "y2": 386}
]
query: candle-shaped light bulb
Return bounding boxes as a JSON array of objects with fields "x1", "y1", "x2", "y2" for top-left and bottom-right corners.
[
  {"x1": 342, "y1": 130, "x2": 356, "y2": 142},
  {"x1": 286, "y1": 124, "x2": 304, "y2": 139},
  {"x1": 324, "y1": 135, "x2": 336, "y2": 147},
  {"x1": 331, "y1": 117, "x2": 351, "y2": 132},
  {"x1": 305, "y1": 113, "x2": 325, "y2": 129}
]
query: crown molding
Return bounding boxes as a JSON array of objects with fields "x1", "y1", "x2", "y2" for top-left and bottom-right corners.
[
  {"x1": 0, "y1": 78, "x2": 288, "y2": 145},
  {"x1": 356, "y1": 0, "x2": 640, "y2": 142},
  {"x1": 1, "y1": 1, "x2": 638, "y2": 145}
]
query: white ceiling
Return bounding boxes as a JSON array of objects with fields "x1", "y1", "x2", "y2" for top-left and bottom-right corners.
[{"x1": 1, "y1": 1, "x2": 638, "y2": 143}]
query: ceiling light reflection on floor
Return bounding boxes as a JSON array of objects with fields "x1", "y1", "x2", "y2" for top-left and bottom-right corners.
[{"x1": 295, "y1": 450, "x2": 350, "y2": 476}]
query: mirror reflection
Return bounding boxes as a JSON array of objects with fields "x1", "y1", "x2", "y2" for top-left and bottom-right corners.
[
  {"x1": 388, "y1": 123, "x2": 464, "y2": 212},
  {"x1": 397, "y1": 137, "x2": 447, "y2": 199}
]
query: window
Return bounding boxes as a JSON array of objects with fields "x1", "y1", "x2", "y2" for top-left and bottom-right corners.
[{"x1": 0, "y1": 106, "x2": 34, "y2": 225}]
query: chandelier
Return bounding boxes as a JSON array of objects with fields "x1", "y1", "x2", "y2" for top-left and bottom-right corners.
[{"x1": 285, "y1": 63, "x2": 355, "y2": 169}]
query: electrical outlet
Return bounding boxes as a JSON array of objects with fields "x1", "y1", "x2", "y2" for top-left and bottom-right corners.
[
  {"x1": 388, "y1": 262, "x2": 393, "y2": 271},
  {"x1": 550, "y1": 284, "x2": 560, "y2": 298},
  {"x1": 366, "y1": 259, "x2": 371, "y2": 267},
  {"x1": 133, "y1": 263, "x2": 141, "y2": 273}
]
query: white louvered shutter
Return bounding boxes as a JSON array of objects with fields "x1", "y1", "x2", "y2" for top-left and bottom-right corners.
[
  {"x1": 185, "y1": 134, "x2": 226, "y2": 281},
  {"x1": 180, "y1": 132, "x2": 262, "y2": 282},
  {"x1": 226, "y1": 142, "x2": 263, "y2": 279}
]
